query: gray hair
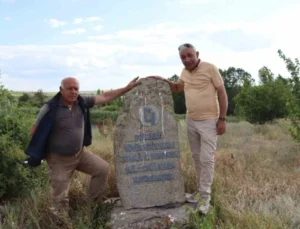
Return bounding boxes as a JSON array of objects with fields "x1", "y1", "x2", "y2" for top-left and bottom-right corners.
[
  {"x1": 178, "y1": 43, "x2": 196, "y2": 52},
  {"x1": 60, "y1": 77, "x2": 79, "y2": 89},
  {"x1": 60, "y1": 79, "x2": 65, "y2": 88}
]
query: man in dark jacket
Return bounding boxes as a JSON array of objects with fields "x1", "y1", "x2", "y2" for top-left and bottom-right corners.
[{"x1": 25, "y1": 76, "x2": 139, "y2": 214}]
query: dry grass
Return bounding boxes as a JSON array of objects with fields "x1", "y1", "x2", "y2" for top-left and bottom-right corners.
[
  {"x1": 1, "y1": 119, "x2": 300, "y2": 228},
  {"x1": 89, "y1": 118, "x2": 300, "y2": 228},
  {"x1": 171, "y1": 119, "x2": 300, "y2": 228},
  {"x1": 214, "y1": 120, "x2": 300, "y2": 228}
]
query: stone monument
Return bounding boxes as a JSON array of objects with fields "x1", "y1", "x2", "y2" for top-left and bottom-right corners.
[
  {"x1": 110, "y1": 78, "x2": 193, "y2": 228},
  {"x1": 113, "y1": 77, "x2": 185, "y2": 210}
]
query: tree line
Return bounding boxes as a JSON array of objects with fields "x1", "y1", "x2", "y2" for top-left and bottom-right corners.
[{"x1": 1, "y1": 49, "x2": 300, "y2": 141}]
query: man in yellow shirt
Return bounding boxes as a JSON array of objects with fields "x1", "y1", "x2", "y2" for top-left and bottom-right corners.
[{"x1": 148, "y1": 43, "x2": 228, "y2": 214}]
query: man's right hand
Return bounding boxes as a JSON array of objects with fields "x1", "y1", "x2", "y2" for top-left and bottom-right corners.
[{"x1": 146, "y1": 75, "x2": 184, "y2": 93}]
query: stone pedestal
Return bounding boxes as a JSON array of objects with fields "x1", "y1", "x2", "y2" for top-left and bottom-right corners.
[{"x1": 109, "y1": 198, "x2": 196, "y2": 229}]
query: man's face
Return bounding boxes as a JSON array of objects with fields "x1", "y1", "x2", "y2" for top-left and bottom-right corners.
[
  {"x1": 179, "y1": 47, "x2": 199, "y2": 71},
  {"x1": 60, "y1": 78, "x2": 79, "y2": 103}
]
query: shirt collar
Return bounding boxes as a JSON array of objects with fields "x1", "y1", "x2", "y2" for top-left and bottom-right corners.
[{"x1": 186, "y1": 59, "x2": 201, "y2": 72}]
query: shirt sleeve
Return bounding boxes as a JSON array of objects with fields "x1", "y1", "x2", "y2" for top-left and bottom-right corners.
[
  {"x1": 81, "y1": 95, "x2": 96, "y2": 109},
  {"x1": 35, "y1": 104, "x2": 49, "y2": 125},
  {"x1": 211, "y1": 64, "x2": 224, "y2": 88}
]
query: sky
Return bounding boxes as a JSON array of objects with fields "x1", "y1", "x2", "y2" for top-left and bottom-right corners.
[{"x1": 0, "y1": 0, "x2": 300, "y2": 92}]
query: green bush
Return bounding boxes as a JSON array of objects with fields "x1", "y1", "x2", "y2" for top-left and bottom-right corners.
[
  {"x1": 102, "y1": 105, "x2": 120, "y2": 112},
  {"x1": 234, "y1": 68, "x2": 290, "y2": 124},
  {"x1": 278, "y1": 50, "x2": 300, "y2": 142},
  {"x1": 90, "y1": 110, "x2": 119, "y2": 123},
  {"x1": 0, "y1": 89, "x2": 48, "y2": 201}
]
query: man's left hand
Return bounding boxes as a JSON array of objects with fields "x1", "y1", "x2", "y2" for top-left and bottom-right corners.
[
  {"x1": 126, "y1": 77, "x2": 140, "y2": 90},
  {"x1": 23, "y1": 156, "x2": 42, "y2": 167},
  {"x1": 217, "y1": 119, "x2": 226, "y2": 135}
]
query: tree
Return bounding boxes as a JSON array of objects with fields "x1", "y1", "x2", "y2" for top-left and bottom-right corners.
[
  {"x1": 219, "y1": 67, "x2": 254, "y2": 115},
  {"x1": 278, "y1": 49, "x2": 300, "y2": 141},
  {"x1": 0, "y1": 70, "x2": 15, "y2": 108},
  {"x1": 234, "y1": 67, "x2": 290, "y2": 124},
  {"x1": 259, "y1": 66, "x2": 274, "y2": 84},
  {"x1": 18, "y1": 93, "x2": 31, "y2": 106},
  {"x1": 97, "y1": 89, "x2": 102, "y2": 95},
  {"x1": 30, "y1": 89, "x2": 47, "y2": 107},
  {"x1": 168, "y1": 74, "x2": 186, "y2": 114}
]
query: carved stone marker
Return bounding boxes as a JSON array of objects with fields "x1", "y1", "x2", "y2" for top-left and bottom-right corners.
[{"x1": 113, "y1": 78, "x2": 185, "y2": 210}]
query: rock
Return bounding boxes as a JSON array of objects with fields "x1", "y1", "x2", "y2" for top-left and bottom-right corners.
[
  {"x1": 110, "y1": 202, "x2": 196, "y2": 229},
  {"x1": 113, "y1": 78, "x2": 186, "y2": 210}
]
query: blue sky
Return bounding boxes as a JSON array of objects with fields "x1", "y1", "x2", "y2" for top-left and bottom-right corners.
[{"x1": 1, "y1": 0, "x2": 300, "y2": 92}]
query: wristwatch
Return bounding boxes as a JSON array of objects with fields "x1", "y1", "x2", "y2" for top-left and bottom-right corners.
[{"x1": 219, "y1": 117, "x2": 226, "y2": 121}]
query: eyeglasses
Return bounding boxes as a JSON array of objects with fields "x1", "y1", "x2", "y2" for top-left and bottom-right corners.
[{"x1": 178, "y1": 43, "x2": 195, "y2": 51}]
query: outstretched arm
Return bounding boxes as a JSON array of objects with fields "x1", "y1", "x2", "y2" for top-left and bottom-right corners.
[
  {"x1": 95, "y1": 77, "x2": 139, "y2": 105},
  {"x1": 146, "y1": 76, "x2": 184, "y2": 93}
]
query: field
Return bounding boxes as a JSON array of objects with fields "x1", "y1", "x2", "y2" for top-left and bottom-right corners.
[{"x1": 1, "y1": 118, "x2": 300, "y2": 229}]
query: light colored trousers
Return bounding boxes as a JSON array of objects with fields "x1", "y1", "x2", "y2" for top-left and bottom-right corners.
[
  {"x1": 186, "y1": 117, "x2": 218, "y2": 201},
  {"x1": 46, "y1": 147, "x2": 109, "y2": 211}
]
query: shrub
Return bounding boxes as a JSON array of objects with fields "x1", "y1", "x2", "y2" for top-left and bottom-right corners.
[
  {"x1": 102, "y1": 105, "x2": 120, "y2": 112},
  {"x1": 234, "y1": 69, "x2": 290, "y2": 124},
  {"x1": 0, "y1": 88, "x2": 47, "y2": 201},
  {"x1": 90, "y1": 110, "x2": 119, "y2": 124},
  {"x1": 278, "y1": 50, "x2": 300, "y2": 142}
]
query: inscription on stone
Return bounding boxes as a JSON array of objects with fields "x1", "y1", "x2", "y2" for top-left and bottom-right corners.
[{"x1": 114, "y1": 78, "x2": 185, "y2": 209}]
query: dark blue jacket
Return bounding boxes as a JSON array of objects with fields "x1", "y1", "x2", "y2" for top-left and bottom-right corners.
[{"x1": 25, "y1": 92, "x2": 92, "y2": 160}]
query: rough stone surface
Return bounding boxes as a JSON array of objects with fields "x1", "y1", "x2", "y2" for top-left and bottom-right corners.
[
  {"x1": 110, "y1": 201, "x2": 196, "y2": 229},
  {"x1": 114, "y1": 78, "x2": 185, "y2": 210}
]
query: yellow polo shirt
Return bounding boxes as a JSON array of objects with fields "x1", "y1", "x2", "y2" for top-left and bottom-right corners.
[{"x1": 178, "y1": 61, "x2": 224, "y2": 120}]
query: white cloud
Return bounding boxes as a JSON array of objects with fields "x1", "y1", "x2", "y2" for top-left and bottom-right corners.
[
  {"x1": 93, "y1": 25, "x2": 103, "y2": 31},
  {"x1": 87, "y1": 35, "x2": 114, "y2": 40},
  {"x1": 1, "y1": 73, "x2": 54, "y2": 92},
  {"x1": 1, "y1": 5, "x2": 300, "y2": 91},
  {"x1": 85, "y1": 16, "x2": 102, "y2": 22},
  {"x1": 73, "y1": 18, "x2": 83, "y2": 24},
  {"x1": 73, "y1": 16, "x2": 102, "y2": 24},
  {"x1": 46, "y1": 19, "x2": 68, "y2": 28},
  {"x1": 4, "y1": 17, "x2": 11, "y2": 21},
  {"x1": 62, "y1": 28, "x2": 86, "y2": 35}
]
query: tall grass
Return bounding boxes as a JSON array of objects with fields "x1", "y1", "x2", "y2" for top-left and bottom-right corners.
[{"x1": 1, "y1": 119, "x2": 299, "y2": 228}]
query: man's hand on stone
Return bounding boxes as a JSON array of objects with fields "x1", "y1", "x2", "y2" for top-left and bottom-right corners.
[{"x1": 126, "y1": 77, "x2": 140, "y2": 90}]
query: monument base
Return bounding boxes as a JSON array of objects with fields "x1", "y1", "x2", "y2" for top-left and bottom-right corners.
[{"x1": 109, "y1": 196, "x2": 197, "y2": 229}]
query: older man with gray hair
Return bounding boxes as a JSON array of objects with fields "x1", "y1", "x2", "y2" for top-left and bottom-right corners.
[
  {"x1": 25, "y1": 76, "x2": 139, "y2": 215},
  {"x1": 148, "y1": 43, "x2": 228, "y2": 214}
]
